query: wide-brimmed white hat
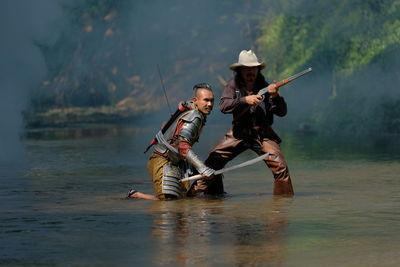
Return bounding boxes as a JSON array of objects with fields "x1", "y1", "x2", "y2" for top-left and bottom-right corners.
[{"x1": 229, "y1": 50, "x2": 266, "y2": 71}]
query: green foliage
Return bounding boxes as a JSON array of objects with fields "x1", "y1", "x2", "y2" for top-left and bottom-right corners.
[
  {"x1": 259, "y1": 14, "x2": 316, "y2": 78},
  {"x1": 27, "y1": 0, "x2": 400, "y2": 135},
  {"x1": 258, "y1": 0, "x2": 400, "y2": 135},
  {"x1": 259, "y1": 0, "x2": 400, "y2": 76}
]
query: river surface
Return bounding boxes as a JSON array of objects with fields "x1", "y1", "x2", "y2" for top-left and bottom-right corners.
[{"x1": 1, "y1": 124, "x2": 400, "y2": 266}]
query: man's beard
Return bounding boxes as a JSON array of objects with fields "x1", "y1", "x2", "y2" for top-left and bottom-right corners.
[{"x1": 245, "y1": 75, "x2": 256, "y2": 83}]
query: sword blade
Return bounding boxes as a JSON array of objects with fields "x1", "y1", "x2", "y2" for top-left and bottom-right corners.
[{"x1": 180, "y1": 153, "x2": 269, "y2": 182}]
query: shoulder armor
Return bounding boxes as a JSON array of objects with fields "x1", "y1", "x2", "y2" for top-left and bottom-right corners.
[
  {"x1": 153, "y1": 109, "x2": 204, "y2": 155},
  {"x1": 178, "y1": 110, "x2": 204, "y2": 144},
  {"x1": 180, "y1": 109, "x2": 204, "y2": 122}
]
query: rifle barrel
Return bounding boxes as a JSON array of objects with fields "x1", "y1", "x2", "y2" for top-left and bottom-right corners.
[
  {"x1": 276, "y1": 67, "x2": 312, "y2": 88},
  {"x1": 287, "y1": 67, "x2": 312, "y2": 81}
]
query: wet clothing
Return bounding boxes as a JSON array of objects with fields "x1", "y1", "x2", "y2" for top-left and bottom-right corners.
[
  {"x1": 149, "y1": 105, "x2": 208, "y2": 199},
  {"x1": 204, "y1": 78, "x2": 294, "y2": 195}
]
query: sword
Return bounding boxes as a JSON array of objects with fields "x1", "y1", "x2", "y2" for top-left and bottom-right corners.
[{"x1": 180, "y1": 153, "x2": 269, "y2": 182}]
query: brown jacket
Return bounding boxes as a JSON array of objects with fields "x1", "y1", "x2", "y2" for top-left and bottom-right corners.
[{"x1": 220, "y1": 79, "x2": 287, "y2": 143}]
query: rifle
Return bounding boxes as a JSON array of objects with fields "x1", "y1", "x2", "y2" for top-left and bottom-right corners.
[
  {"x1": 234, "y1": 67, "x2": 312, "y2": 120},
  {"x1": 258, "y1": 67, "x2": 312, "y2": 95}
]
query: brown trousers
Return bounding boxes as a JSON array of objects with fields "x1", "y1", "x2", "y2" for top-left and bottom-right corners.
[{"x1": 204, "y1": 129, "x2": 294, "y2": 196}]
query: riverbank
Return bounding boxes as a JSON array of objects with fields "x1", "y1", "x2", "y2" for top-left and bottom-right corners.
[{"x1": 23, "y1": 98, "x2": 158, "y2": 129}]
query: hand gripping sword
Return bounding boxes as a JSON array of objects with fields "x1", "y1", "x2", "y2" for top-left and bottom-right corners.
[{"x1": 180, "y1": 153, "x2": 269, "y2": 182}]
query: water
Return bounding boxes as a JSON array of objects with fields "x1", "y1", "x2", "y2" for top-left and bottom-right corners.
[{"x1": 1, "y1": 125, "x2": 400, "y2": 266}]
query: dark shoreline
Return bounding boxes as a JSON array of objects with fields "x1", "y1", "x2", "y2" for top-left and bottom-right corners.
[{"x1": 23, "y1": 105, "x2": 151, "y2": 128}]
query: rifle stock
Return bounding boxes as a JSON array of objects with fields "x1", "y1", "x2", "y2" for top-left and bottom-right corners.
[{"x1": 275, "y1": 78, "x2": 292, "y2": 88}]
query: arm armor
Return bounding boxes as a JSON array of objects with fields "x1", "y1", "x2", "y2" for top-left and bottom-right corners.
[
  {"x1": 186, "y1": 149, "x2": 214, "y2": 176},
  {"x1": 153, "y1": 109, "x2": 203, "y2": 155},
  {"x1": 178, "y1": 110, "x2": 204, "y2": 144}
]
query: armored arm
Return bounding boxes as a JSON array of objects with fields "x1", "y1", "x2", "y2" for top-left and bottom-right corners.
[
  {"x1": 177, "y1": 110, "x2": 215, "y2": 177},
  {"x1": 185, "y1": 149, "x2": 214, "y2": 177}
]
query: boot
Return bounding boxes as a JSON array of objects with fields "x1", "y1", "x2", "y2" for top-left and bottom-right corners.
[{"x1": 273, "y1": 177, "x2": 294, "y2": 196}]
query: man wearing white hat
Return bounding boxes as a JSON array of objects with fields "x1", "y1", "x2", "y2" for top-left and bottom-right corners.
[{"x1": 202, "y1": 50, "x2": 294, "y2": 196}]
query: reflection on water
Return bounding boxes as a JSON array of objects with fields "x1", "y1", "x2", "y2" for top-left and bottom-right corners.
[
  {"x1": 1, "y1": 125, "x2": 400, "y2": 265},
  {"x1": 148, "y1": 197, "x2": 292, "y2": 266}
]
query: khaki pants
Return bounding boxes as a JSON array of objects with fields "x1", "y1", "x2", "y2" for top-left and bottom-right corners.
[
  {"x1": 204, "y1": 129, "x2": 294, "y2": 196},
  {"x1": 147, "y1": 153, "x2": 192, "y2": 200}
]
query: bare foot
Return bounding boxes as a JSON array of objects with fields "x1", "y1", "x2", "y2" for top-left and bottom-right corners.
[{"x1": 126, "y1": 189, "x2": 159, "y2": 200}]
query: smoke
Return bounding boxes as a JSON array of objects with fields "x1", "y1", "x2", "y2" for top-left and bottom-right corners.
[
  {"x1": 120, "y1": 0, "x2": 263, "y2": 102},
  {"x1": 0, "y1": 0, "x2": 264, "y2": 162},
  {"x1": 1, "y1": 0, "x2": 397, "y2": 169},
  {"x1": 0, "y1": 0, "x2": 67, "y2": 163},
  {"x1": 12, "y1": 0, "x2": 397, "y2": 163}
]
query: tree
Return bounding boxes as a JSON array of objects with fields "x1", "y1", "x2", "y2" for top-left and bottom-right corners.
[{"x1": 258, "y1": 0, "x2": 400, "y2": 134}]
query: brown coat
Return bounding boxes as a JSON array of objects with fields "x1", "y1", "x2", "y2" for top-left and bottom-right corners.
[{"x1": 219, "y1": 79, "x2": 287, "y2": 143}]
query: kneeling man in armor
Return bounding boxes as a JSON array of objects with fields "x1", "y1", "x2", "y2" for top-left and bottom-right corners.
[{"x1": 127, "y1": 83, "x2": 215, "y2": 200}]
